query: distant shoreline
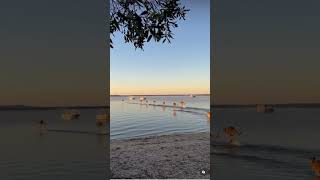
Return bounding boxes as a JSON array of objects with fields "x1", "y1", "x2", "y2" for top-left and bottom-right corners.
[
  {"x1": 111, "y1": 94, "x2": 210, "y2": 96},
  {"x1": 211, "y1": 103, "x2": 320, "y2": 108},
  {"x1": 2, "y1": 103, "x2": 320, "y2": 111},
  {"x1": 0, "y1": 105, "x2": 109, "y2": 111}
]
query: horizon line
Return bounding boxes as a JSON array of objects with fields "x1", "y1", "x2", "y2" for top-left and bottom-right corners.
[
  {"x1": 2, "y1": 103, "x2": 320, "y2": 109},
  {"x1": 110, "y1": 94, "x2": 210, "y2": 96}
]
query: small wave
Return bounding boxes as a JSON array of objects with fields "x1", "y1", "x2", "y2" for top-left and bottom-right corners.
[
  {"x1": 213, "y1": 151, "x2": 288, "y2": 164},
  {"x1": 212, "y1": 141, "x2": 320, "y2": 171},
  {"x1": 239, "y1": 143, "x2": 320, "y2": 156},
  {"x1": 213, "y1": 150, "x2": 310, "y2": 171},
  {"x1": 47, "y1": 129, "x2": 107, "y2": 136},
  {"x1": 213, "y1": 141, "x2": 320, "y2": 155}
]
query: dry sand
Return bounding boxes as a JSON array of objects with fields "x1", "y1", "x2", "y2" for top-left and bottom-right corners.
[{"x1": 110, "y1": 132, "x2": 210, "y2": 179}]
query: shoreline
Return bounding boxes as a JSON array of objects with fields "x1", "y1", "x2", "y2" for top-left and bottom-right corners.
[
  {"x1": 0, "y1": 105, "x2": 109, "y2": 111},
  {"x1": 111, "y1": 132, "x2": 210, "y2": 179},
  {"x1": 111, "y1": 94, "x2": 210, "y2": 97}
]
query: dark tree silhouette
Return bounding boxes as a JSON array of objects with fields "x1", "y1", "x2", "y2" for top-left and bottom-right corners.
[{"x1": 110, "y1": 0, "x2": 189, "y2": 49}]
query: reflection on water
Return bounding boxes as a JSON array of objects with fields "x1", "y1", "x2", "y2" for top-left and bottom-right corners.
[
  {"x1": 110, "y1": 95, "x2": 210, "y2": 140},
  {"x1": 0, "y1": 109, "x2": 107, "y2": 180},
  {"x1": 173, "y1": 109, "x2": 177, "y2": 117},
  {"x1": 213, "y1": 108, "x2": 320, "y2": 180}
]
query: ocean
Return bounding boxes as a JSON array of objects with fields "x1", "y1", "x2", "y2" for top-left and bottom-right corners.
[
  {"x1": 212, "y1": 108, "x2": 320, "y2": 180},
  {"x1": 0, "y1": 109, "x2": 107, "y2": 180},
  {"x1": 110, "y1": 95, "x2": 210, "y2": 140},
  {"x1": 3, "y1": 103, "x2": 317, "y2": 179}
]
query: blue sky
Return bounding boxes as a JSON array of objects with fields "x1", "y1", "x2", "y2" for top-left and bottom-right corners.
[{"x1": 110, "y1": 0, "x2": 210, "y2": 95}]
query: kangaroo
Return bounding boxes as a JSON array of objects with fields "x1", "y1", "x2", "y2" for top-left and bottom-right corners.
[
  {"x1": 310, "y1": 157, "x2": 320, "y2": 177},
  {"x1": 224, "y1": 126, "x2": 241, "y2": 145}
]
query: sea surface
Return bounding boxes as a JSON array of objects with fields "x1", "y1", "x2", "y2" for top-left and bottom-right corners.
[
  {"x1": 0, "y1": 109, "x2": 107, "y2": 180},
  {"x1": 110, "y1": 95, "x2": 210, "y2": 140},
  {"x1": 212, "y1": 108, "x2": 320, "y2": 180}
]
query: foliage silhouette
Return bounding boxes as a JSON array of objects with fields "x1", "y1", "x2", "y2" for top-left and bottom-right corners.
[{"x1": 110, "y1": 0, "x2": 189, "y2": 49}]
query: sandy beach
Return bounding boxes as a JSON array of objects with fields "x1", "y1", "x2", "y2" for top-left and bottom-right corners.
[{"x1": 110, "y1": 132, "x2": 210, "y2": 179}]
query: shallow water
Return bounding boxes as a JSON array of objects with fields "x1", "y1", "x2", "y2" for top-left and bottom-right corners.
[
  {"x1": 110, "y1": 95, "x2": 210, "y2": 140},
  {"x1": 212, "y1": 108, "x2": 320, "y2": 180},
  {"x1": 0, "y1": 109, "x2": 107, "y2": 180}
]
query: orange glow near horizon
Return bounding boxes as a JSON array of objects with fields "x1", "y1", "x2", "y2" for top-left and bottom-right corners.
[
  {"x1": 110, "y1": 86, "x2": 209, "y2": 95},
  {"x1": 110, "y1": 81, "x2": 210, "y2": 95}
]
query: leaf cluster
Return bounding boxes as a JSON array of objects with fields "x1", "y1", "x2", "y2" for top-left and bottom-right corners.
[{"x1": 110, "y1": 0, "x2": 189, "y2": 49}]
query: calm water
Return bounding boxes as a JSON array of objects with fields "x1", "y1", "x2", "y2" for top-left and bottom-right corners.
[
  {"x1": 110, "y1": 95, "x2": 210, "y2": 140},
  {"x1": 0, "y1": 109, "x2": 107, "y2": 180},
  {"x1": 212, "y1": 108, "x2": 320, "y2": 180}
]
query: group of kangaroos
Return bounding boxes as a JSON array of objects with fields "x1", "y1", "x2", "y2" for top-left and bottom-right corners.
[
  {"x1": 35, "y1": 109, "x2": 320, "y2": 177},
  {"x1": 216, "y1": 122, "x2": 320, "y2": 177}
]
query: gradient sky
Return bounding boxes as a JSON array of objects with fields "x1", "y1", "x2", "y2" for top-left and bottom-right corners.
[
  {"x1": 0, "y1": 0, "x2": 107, "y2": 106},
  {"x1": 110, "y1": 0, "x2": 210, "y2": 95},
  {"x1": 213, "y1": 0, "x2": 320, "y2": 104}
]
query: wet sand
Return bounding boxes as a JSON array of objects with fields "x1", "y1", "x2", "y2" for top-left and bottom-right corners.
[{"x1": 110, "y1": 132, "x2": 210, "y2": 179}]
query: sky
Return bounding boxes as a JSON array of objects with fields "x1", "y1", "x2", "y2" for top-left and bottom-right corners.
[
  {"x1": 110, "y1": 0, "x2": 210, "y2": 95},
  {"x1": 0, "y1": 0, "x2": 108, "y2": 106},
  {"x1": 213, "y1": 0, "x2": 320, "y2": 104}
]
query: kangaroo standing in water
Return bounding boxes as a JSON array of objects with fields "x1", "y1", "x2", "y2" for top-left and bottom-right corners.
[
  {"x1": 310, "y1": 157, "x2": 320, "y2": 177},
  {"x1": 224, "y1": 126, "x2": 241, "y2": 145},
  {"x1": 37, "y1": 120, "x2": 47, "y2": 136}
]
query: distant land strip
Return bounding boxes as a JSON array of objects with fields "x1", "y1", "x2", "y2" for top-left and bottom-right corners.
[
  {"x1": 211, "y1": 104, "x2": 320, "y2": 108},
  {"x1": 0, "y1": 105, "x2": 109, "y2": 111},
  {"x1": 111, "y1": 94, "x2": 210, "y2": 96},
  {"x1": 3, "y1": 103, "x2": 320, "y2": 110}
]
